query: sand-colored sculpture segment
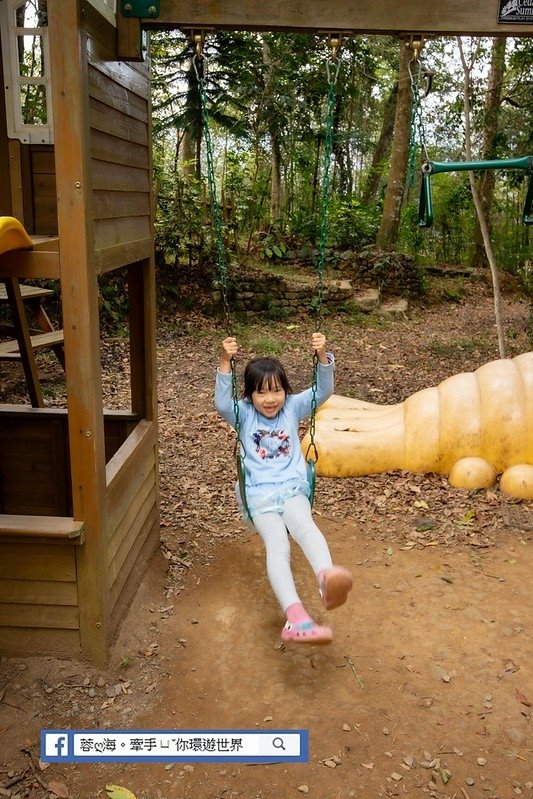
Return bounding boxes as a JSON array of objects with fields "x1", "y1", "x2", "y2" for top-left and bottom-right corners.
[{"x1": 301, "y1": 352, "x2": 533, "y2": 500}]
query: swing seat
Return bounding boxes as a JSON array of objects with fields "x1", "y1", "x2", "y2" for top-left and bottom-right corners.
[
  {"x1": 237, "y1": 455, "x2": 317, "y2": 519},
  {"x1": 306, "y1": 458, "x2": 317, "y2": 506}
]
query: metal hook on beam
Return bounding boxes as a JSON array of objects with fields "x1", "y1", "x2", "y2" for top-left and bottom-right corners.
[
  {"x1": 192, "y1": 30, "x2": 205, "y2": 59},
  {"x1": 408, "y1": 35, "x2": 424, "y2": 62},
  {"x1": 327, "y1": 33, "x2": 342, "y2": 59}
]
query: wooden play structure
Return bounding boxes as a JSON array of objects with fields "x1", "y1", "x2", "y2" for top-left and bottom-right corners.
[{"x1": 0, "y1": 1, "x2": 531, "y2": 664}]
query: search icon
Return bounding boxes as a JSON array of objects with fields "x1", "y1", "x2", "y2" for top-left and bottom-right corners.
[{"x1": 272, "y1": 736, "x2": 286, "y2": 751}]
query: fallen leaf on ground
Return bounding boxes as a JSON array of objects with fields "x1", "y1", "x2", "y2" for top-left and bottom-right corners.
[
  {"x1": 48, "y1": 781, "x2": 69, "y2": 798},
  {"x1": 106, "y1": 786, "x2": 137, "y2": 799},
  {"x1": 515, "y1": 689, "x2": 532, "y2": 707}
]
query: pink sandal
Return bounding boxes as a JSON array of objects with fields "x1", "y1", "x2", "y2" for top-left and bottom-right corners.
[
  {"x1": 319, "y1": 566, "x2": 353, "y2": 610},
  {"x1": 281, "y1": 620, "x2": 333, "y2": 645}
]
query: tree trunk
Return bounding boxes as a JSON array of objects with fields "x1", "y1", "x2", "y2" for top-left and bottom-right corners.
[
  {"x1": 458, "y1": 38, "x2": 506, "y2": 358},
  {"x1": 362, "y1": 82, "x2": 398, "y2": 206},
  {"x1": 270, "y1": 133, "x2": 282, "y2": 228},
  {"x1": 181, "y1": 61, "x2": 202, "y2": 179},
  {"x1": 262, "y1": 38, "x2": 282, "y2": 229},
  {"x1": 311, "y1": 135, "x2": 321, "y2": 216},
  {"x1": 376, "y1": 39, "x2": 412, "y2": 250},
  {"x1": 470, "y1": 37, "x2": 507, "y2": 269},
  {"x1": 180, "y1": 128, "x2": 196, "y2": 177},
  {"x1": 332, "y1": 93, "x2": 348, "y2": 195}
]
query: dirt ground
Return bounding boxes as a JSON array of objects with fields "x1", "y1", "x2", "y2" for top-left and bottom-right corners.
[{"x1": 1, "y1": 269, "x2": 533, "y2": 799}]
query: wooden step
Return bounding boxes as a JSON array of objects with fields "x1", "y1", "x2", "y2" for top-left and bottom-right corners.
[
  {"x1": 0, "y1": 329, "x2": 64, "y2": 359},
  {"x1": 0, "y1": 284, "x2": 54, "y2": 301},
  {"x1": 0, "y1": 514, "x2": 85, "y2": 545}
]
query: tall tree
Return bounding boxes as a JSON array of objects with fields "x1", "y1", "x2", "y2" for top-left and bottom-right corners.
[
  {"x1": 261, "y1": 37, "x2": 282, "y2": 229},
  {"x1": 458, "y1": 37, "x2": 506, "y2": 358},
  {"x1": 362, "y1": 82, "x2": 398, "y2": 205},
  {"x1": 470, "y1": 37, "x2": 507, "y2": 268},
  {"x1": 376, "y1": 38, "x2": 413, "y2": 249}
]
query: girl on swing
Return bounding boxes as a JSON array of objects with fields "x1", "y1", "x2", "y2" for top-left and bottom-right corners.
[{"x1": 215, "y1": 332, "x2": 353, "y2": 644}]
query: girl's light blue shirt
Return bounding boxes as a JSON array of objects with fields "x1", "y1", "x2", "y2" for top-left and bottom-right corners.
[{"x1": 214, "y1": 355, "x2": 335, "y2": 519}]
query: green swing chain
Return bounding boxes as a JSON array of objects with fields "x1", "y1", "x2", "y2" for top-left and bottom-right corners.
[
  {"x1": 193, "y1": 38, "x2": 252, "y2": 519},
  {"x1": 305, "y1": 37, "x2": 341, "y2": 471},
  {"x1": 407, "y1": 52, "x2": 430, "y2": 189}
]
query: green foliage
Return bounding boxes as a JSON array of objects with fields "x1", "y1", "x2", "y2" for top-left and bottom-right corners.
[
  {"x1": 516, "y1": 259, "x2": 533, "y2": 298},
  {"x1": 149, "y1": 30, "x2": 533, "y2": 276},
  {"x1": 429, "y1": 337, "x2": 489, "y2": 357},
  {"x1": 326, "y1": 196, "x2": 379, "y2": 248},
  {"x1": 399, "y1": 174, "x2": 476, "y2": 265},
  {"x1": 98, "y1": 273, "x2": 128, "y2": 330},
  {"x1": 441, "y1": 283, "x2": 468, "y2": 303},
  {"x1": 265, "y1": 303, "x2": 291, "y2": 320},
  {"x1": 261, "y1": 234, "x2": 288, "y2": 260},
  {"x1": 335, "y1": 301, "x2": 364, "y2": 323},
  {"x1": 153, "y1": 142, "x2": 207, "y2": 266},
  {"x1": 223, "y1": 149, "x2": 271, "y2": 237},
  {"x1": 247, "y1": 337, "x2": 284, "y2": 355}
]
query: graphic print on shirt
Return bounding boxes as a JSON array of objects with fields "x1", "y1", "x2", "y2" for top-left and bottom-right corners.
[{"x1": 253, "y1": 428, "x2": 291, "y2": 460}]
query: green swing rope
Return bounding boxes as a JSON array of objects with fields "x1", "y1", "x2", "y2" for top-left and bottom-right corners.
[
  {"x1": 408, "y1": 49, "x2": 533, "y2": 228},
  {"x1": 194, "y1": 34, "x2": 339, "y2": 514}
]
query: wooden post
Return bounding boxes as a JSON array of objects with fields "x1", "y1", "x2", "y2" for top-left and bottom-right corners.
[
  {"x1": 117, "y1": 15, "x2": 144, "y2": 61},
  {"x1": 127, "y1": 259, "x2": 156, "y2": 419},
  {"x1": 128, "y1": 91, "x2": 157, "y2": 422},
  {"x1": 48, "y1": 0, "x2": 109, "y2": 665},
  {"x1": 7, "y1": 141, "x2": 24, "y2": 223}
]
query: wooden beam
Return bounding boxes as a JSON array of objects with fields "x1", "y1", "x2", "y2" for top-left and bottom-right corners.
[
  {"x1": 0, "y1": 249, "x2": 60, "y2": 279},
  {"x1": 0, "y1": 515, "x2": 85, "y2": 545},
  {"x1": 117, "y1": 14, "x2": 144, "y2": 61},
  {"x1": 141, "y1": 0, "x2": 533, "y2": 35}
]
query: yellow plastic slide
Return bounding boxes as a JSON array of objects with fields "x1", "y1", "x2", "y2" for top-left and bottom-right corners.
[{"x1": 0, "y1": 216, "x2": 33, "y2": 255}]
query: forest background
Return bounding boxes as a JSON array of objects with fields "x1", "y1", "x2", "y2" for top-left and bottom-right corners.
[{"x1": 147, "y1": 31, "x2": 532, "y2": 315}]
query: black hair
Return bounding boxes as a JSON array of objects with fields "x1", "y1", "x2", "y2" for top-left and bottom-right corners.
[{"x1": 243, "y1": 357, "x2": 292, "y2": 400}]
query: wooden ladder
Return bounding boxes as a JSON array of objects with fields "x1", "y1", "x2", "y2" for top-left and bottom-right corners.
[{"x1": 0, "y1": 277, "x2": 65, "y2": 407}]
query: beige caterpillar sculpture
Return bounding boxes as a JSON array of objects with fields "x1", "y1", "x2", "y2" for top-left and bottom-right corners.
[{"x1": 302, "y1": 352, "x2": 533, "y2": 500}]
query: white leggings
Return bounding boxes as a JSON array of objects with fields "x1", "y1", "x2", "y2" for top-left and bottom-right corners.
[{"x1": 252, "y1": 493, "x2": 333, "y2": 612}]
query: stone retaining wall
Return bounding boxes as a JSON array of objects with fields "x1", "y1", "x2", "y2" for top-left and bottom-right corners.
[
  {"x1": 212, "y1": 274, "x2": 354, "y2": 315},
  {"x1": 211, "y1": 268, "x2": 410, "y2": 318}
]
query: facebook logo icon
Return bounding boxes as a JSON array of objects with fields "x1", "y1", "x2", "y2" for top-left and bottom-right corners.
[
  {"x1": 55, "y1": 737, "x2": 66, "y2": 756},
  {"x1": 41, "y1": 732, "x2": 71, "y2": 759}
]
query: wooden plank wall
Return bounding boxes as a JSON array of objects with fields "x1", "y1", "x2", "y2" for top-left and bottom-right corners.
[
  {"x1": 0, "y1": 541, "x2": 80, "y2": 656},
  {"x1": 30, "y1": 146, "x2": 58, "y2": 235},
  {"x1": 86, "y1": 17, "x2": 152, "y2": 274},
  {"x1": 104, "y1": 420, "x2": 159, "y2": 636},
  {"x1": 0, "y1": 409, "x2": 138, "y2": 516},
  {"x1": 0, "y1": 413, "x2": 71, "y2": 515},
  {"x1": 0, "y1": 407, "x2": 140, "y2": 657}
]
